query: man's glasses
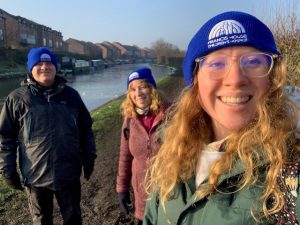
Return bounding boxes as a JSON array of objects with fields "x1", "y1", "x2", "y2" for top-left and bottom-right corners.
[{"x1": 195, "y1": 52, "x2": 278, "y2": 79}]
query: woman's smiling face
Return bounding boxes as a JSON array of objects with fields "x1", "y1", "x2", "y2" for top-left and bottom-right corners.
[
  {"x1": 196, "y1": 46, "x2": 271, "y2": 140},
  {"x1": 129, "y1": 79, "x2": 152, "y2": 110}
]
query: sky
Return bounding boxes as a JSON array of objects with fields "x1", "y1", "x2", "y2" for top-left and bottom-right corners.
[{"x1": 1, "y1": 0, "x2": 299, "y2": 50}]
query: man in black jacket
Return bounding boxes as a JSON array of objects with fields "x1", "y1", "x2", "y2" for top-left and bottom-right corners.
[{"x1": 0, "y1": 47, "x2": 97, "y2": 225}]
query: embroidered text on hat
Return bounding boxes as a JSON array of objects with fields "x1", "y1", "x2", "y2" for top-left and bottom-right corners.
[
  {"x1": 40, "y1": 53, "x2": 52, "y2": 62},
  {"x1": 207, "y1": 20, "x2": 248, "y2": 48},
  {"x1": 126, "y1": 67, "x2": 157, "y2": 89}
]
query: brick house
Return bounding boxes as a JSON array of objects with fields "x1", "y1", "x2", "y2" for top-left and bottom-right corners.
[{"x1": 0, "y1": 8, "x2": 65, "y2": 51}]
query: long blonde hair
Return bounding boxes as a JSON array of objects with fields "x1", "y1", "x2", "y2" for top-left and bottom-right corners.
[
  {"x1": 146, "y1": 56, "x2": 300, "y2": 219},
  {"x1": 121, "y1": 80, "x2": 164, "y2": 118}
]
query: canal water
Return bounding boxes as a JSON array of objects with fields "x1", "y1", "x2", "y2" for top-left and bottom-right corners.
[{"x1": 0, "y1": 63, "x2": 175, "y2": 111}]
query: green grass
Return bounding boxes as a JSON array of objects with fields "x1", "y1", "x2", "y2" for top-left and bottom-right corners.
[
  {"x1": 91, "y1": 97, "x2": 124, "y2": 139},
  {"x1": 0, "y1": 167, "x2": 28, "y2": 220},
  {"x1": 0, "y1": 176, "x2": 17, "y2": 202},
  {"x1": 157, "y1": 75, "x2": 176, "y2": 89}
]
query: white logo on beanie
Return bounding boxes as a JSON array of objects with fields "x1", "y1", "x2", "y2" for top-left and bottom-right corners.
[
  {"x1": 40, "y1": 53, "x2": 52, "y2": 62},
  {"x1": 208, "y1": 20, "x2": 248, "y2": 48},
  {"x1": 128, "y1": 71, "x2": 140, "y2": 81}
]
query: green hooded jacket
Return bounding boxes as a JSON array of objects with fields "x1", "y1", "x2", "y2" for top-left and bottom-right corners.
[{"x1": 143, "y1": 160, "x2": 300, "y2": 225}]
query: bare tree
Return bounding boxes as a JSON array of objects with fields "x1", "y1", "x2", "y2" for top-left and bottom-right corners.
[
  {"x1": 272, "y1": 9, "x2": 300, "y2": 86},
  {"x1": 150, "y1": 38, "x2": 183, "y2": 64},
  {"x1": 260, "y1": 0, "x2": 300, "y2": 85}
]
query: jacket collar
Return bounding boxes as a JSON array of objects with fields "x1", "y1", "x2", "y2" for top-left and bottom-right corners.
[
  {"x1": 22, "y1": 74, "x2": 67, "y2": 96},
  {"x1": 182, "y1": 154, "x2": 270, "y2": 207}
]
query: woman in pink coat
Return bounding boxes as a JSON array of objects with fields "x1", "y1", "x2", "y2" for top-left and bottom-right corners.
[{"x1": 116, "y1": 67, "x2": 168, "y2": 224}]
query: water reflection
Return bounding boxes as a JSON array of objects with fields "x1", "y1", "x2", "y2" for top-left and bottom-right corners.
[{"x1": 0, "y1": 63, "x2": 174, "y2": 111}]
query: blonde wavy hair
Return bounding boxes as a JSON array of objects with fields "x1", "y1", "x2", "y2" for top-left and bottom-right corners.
[
  {"x1": 121, "y1": 79, "x2": 164, "y2": 118},
  {"x1": 145, "y1": 56, "x2": 300, "y2": 220}
]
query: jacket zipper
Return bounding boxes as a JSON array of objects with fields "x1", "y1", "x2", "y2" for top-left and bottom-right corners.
[
  {"x1": 26, "y1": 113, "x2": 32, "y2": 144},
  {"x1": 71, "y1": 114, "x2": 77, "y2": 127}
]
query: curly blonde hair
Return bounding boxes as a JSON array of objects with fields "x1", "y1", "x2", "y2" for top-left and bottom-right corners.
[
  {"x1": 120, "y1": 80, "x2": 164, "y2": 118},
  {"x1": 145, "y1": 56, "x2": 300, "y2": 219}
]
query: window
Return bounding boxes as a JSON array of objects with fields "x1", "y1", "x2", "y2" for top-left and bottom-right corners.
[
  {"x1": 20, "y1": 33, "x2": 27, "y2": 44},
  {"x1": 20, "y1": 33, "x2": 36, "y2": 44},
  {"x1": 27, "y1": 35, "x2": 36, "y2": 44}
]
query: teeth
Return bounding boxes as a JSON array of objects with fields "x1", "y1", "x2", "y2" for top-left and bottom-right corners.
[{"x1": 220, "y1": 96, "x2": 249, "y2": 104}]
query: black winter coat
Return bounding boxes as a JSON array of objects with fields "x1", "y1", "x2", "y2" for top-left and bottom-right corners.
[{"x1": 0, "y1": 75, "x2": 97, "y2": 190}]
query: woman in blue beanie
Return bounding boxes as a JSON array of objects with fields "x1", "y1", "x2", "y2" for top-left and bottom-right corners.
[
  {"x1": 143, "y1": 11, "x2": 300, "y2": 225},
  {"x1": 116, "y1": 67, "x2": 169, "y2": 224}
]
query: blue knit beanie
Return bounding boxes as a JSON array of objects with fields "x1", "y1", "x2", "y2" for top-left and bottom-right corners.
[
  {"x1": 27, "y1": 47, "x2": 58, "y2": 72},
  {"x1": 127, "y1": 67, "x2": 157, "y2": 89},
  {"x1": 183, "y1": 11, "x2": 281, "y2": 86}
]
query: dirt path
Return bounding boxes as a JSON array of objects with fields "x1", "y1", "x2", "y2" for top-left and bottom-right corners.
[{"x1": 0, "y1": 74, "x2": 185, "y2": 225}]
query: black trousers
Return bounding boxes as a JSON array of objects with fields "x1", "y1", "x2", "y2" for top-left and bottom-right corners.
[{"x1": 25, "y1": 181, "x2": 82, "y2": 225}]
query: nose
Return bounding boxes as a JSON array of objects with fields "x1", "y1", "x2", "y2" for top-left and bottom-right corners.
[
  {"x1": 222, "y1": 61, "x2": 249, "y2": 86},
  {"x1": 40, "y1": 62, "x2": 48, "y2": 69},
  {"x1": 134, "y1": 87, "x2": 143, "y2": 96}
]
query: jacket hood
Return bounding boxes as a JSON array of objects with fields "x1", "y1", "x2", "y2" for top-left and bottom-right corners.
[
  {"x1": 22, "y1": 74, "x2": 67, "y2": 95},
  {"x1": 22, "y1": 74, "x2": 67, "y2": 87}
]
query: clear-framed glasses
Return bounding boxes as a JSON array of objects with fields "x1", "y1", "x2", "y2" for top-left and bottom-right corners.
[{"x1": 195, "y1": 52, "x2": 278, "y2": 79}]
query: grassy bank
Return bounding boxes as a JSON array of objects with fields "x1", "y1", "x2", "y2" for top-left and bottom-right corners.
[{"x1": 91, "y1": 98, "x2": 124, "y2": 139}]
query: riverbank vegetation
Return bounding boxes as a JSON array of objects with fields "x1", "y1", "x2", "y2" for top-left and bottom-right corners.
[{"x1": 267, "y1": 0, "x2": 300, "y2": 85}]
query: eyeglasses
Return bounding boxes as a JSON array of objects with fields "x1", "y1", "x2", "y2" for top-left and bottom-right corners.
[{"x1": 195, "y1": 52, "x2": 278, "y2": 79}]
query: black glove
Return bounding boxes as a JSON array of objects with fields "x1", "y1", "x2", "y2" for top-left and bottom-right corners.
[
  {"x1": 3, "y1": 173, "x2": 23, "y2": 191},
  {"x1": 118, "y1": 192, "x2": 132, "y2": 214},
  {"x1": 83, "y1": 163, "x2": 94, "y2": 181}
]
